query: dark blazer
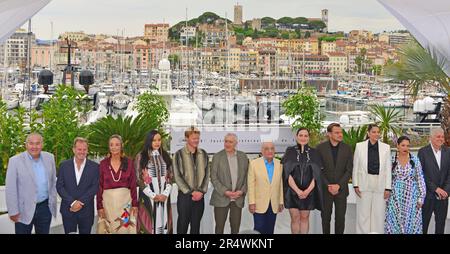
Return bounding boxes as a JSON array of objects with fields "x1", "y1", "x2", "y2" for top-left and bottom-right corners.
[
  {"x1": 210, "y1": 149, "x2": 249, "y2": 208},
  {"x1": 56, "y1": 158, "x2": 100, "y2": 218},
  {"x1": 316, "y1": 141, "x2": 353, "y2": 197},
  {"x1": 418, "y1": 144, "x2": 450, "y2": 200}
]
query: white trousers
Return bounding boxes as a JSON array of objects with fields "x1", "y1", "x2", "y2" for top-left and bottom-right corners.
[{"x1": 356, "y1": 175, "x2": 386, "y2": 234}]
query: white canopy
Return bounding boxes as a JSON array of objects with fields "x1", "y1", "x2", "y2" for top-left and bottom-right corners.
[
  {"x1": 378, "y1": 0, "x2": 450, "y2": 77},
  {"x1": 0, "y1": 0, "x2": 51, "y2": 44}
]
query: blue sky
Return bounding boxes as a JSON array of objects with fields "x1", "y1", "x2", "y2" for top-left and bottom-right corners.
[{"x1": 29, "y1": 0, "x2": 404, "y2": 39}]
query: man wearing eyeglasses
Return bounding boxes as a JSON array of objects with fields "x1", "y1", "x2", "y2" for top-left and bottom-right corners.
[{"x1": 247, "y1": 141, "x2": 284, "y2": 234}]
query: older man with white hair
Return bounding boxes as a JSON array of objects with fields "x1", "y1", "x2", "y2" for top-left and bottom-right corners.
[
  {"x1": 418, "y1": 127, "x2": 450, "y2": 234},
  {"x1": 210, "y1": 133, "x2": 249, "y2": 234},
  {"x1": 5, "y1": 133, "x2": 57, "y2": 234},
  {"x1": 247, "y1": 141, "x2": 284, "y2": 234}
]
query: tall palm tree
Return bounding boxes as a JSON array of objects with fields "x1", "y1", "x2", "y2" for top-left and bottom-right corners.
[{"x1": 384, "y1": 42, "x2": 450, "y2": 145}]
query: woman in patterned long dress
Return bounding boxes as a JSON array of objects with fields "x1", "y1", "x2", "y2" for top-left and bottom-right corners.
[
  {"x1": 135, "y1": 130, "x2": 173, "y2": 234},
  {"x1": 385, "y1": 136, "x2": 426, "y2": 234}
]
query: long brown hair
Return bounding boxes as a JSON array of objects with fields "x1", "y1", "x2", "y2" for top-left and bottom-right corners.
[{"x1": 108, "y1": 134, "x2": 128, "y2": 171}]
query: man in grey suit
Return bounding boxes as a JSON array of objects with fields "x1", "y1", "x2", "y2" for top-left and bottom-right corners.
[
  {"x1": 316, "y1": 123, "x2": 353, "y2": 234},
  {"x1": 418, "y1": 127, "x2": 450, "y2": 234},
  {"x1": 5, "y1": 133, "x2": 57, "y2": 234},
  {"x1": 210, "y1": 133, "x2": 249, "y2": 234}
]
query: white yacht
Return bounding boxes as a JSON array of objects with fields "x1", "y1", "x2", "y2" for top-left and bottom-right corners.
[{"x1": 111, "y1": 93, "x2": 131, "y2": 110}]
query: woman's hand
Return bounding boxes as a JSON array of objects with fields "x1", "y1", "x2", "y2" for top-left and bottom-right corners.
[
  {"x1": 131, "y1": 207, "x2": 138, "y2": 217},
  {"x1": 297, "y1": 190, "x2": 307, "y2": 199},
  {"x1": 98, "y1": 209, "x2": 106, "y2": 219},
  {"x1": 143, "y1": 170, "x2": 151, "y2": 185},
  {"x1": 155, "y1": 194, "x2": 167, "y2": 203}
]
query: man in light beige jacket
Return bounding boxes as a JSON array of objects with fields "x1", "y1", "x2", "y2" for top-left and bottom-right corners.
[{"x1": 248, "y1": 141, "x2": 284, "y2": 234}]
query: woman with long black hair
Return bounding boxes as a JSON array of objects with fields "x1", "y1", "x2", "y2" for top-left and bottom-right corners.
[
  {"x1": 385, "y1": 136, "x2": 426, "y2": 234},
  {"x1": 135, "y1": 130, "x2": 173, "y2": 234}
]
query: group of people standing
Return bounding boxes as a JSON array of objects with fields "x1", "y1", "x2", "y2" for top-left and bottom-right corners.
[{"x1": 4, "y1": 124, "x2": 450, "y2": 234}]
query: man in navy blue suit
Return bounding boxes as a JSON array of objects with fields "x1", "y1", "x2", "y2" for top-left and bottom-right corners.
[{"x1": 56, "y1": 137, "x2": 99, "y2": 234}]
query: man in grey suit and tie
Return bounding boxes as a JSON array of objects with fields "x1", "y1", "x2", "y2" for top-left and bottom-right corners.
[
  {"x1": 210, "y1": 133, "x2": 249, "y2": 234},
  {"x1": 5, "y1": 133, "x2": 57, "y2": 234}
]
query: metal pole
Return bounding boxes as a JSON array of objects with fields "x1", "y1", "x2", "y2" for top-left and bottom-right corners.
[{"x1": 27, "y1": 19, "x2": 32, "y2": 112}]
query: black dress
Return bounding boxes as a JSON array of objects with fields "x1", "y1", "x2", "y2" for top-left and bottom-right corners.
[{"x1": 282, "y1": 144, "x2": 322, "y2": 210}]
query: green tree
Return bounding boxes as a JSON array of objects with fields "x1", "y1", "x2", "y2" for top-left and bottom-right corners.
[
  {"x1": 168, "y1": 54, "x2": 180, "y2": 70},
  {"x1": 369, "y1": 105, "x2": 402, "y2": 144},
  {"x1": 319, "y1": 36, "x2": 340, "y2": 42},
  {"x1": 133, "y1": 91, "x2": 169, "y2": 128},
  {"x1": 304, "y1": 31, "x2": 311, "y2": 38},
  {"x1": 372, "y1": 65, "x2": 383, "y2": 76},
  {"x1": 261, "y1": 17, "x2": 276, "y2": 27},
  {"x1": 281, "y1": 32, "x2": 290, "y2": 39},
  {"x1": 308, "y1": 20, "x2": 326, "y2": 31},
  {"x1": 41, "y1": 85, "x2": 89, "y2": 168},
  {"x1": 355, "y1": 48, "x2": 371, "y2": 73},
  {"x1": 282, "y1": 85, "x2": 323, "y2": 145},
  {"x1": 277, "y1": 17, "x2": 294, "y2": 25},
  {"x1": 384, "y1": 42, "x2": 450, "y2": 144},
  {"x1": 87, "y1": 114, "x2": 154, "y2": 158},
  {"x1": 0, "y1": 102, "x2": 27, "y2": 185},
  {"x1": 293, "y1": 17, "x2": 308, "y2": 24},
  {"x1": 197, "y1": 12, "x2": 222, "y2": 24},
  {"x1": 263, "y1": 28, "x2": 279, "y2": 38}
]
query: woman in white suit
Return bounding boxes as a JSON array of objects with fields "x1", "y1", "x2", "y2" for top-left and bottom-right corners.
[{"x1": 352, "y1": 124, "x2": 392, "y2": 234}]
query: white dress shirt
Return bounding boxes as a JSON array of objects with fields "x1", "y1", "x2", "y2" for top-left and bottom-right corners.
[
  {"x1": 71, "y1": 158, "x2": 86, "y2": 208},
  {"x1": 74, "y1": 158, "x2": 86, "y2": 185},
  {"x1": 431, "y1": 145, "x2": 442, "y2": 170}
]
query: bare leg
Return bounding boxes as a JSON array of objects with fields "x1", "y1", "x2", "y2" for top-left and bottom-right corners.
[
  {"x1": 299, "y1": 210, "x2": 310, "y2": 234},
  {"x1": 289, "y1": 209, "x2": 301, "y2": 234}
]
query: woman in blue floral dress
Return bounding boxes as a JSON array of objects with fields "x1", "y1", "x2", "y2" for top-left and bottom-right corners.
[{"x1": 385, "y1": 136, "x2": 426, "y2": 234}]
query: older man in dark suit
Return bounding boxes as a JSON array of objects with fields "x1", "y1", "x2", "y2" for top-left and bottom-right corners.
[
  {"x1": 316, "y1": 123, "x2": 353, "y2": 234},
  {"x1": 418, "y1": 127, "x2": 450, "y2": 234},
  {"x1": 56, "y1": 137, "x2": 99, "y2": 234},
  {"x1": 210, "y1": 133, "x2": 249, "y2": 234}
]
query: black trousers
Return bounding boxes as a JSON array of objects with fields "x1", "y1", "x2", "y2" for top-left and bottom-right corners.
[
  {"x1": 321, "y1": 190, "x2": 347, "y2": 234},
  {"x1": 62, "y1": 213, "x2": 94, "y2": 234},
  {"x1": 177, "y1": 191, "x2": 204, "y2": 234},
  {"x1": 422, "y1": 197, "x2": 448, "y2": 234}
]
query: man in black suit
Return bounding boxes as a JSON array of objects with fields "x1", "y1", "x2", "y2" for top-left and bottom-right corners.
[
  {"x1": 418, "y1": 127, "x2": 450, "y2": 234},
  {"x1": 56, "y1": 137, "x2": 99, "y2": 234},
  {"x1": 316, "y1": 123, "x2": 353, "y2": 234}
]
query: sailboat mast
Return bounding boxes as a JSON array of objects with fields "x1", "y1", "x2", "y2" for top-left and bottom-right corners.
[{"x1": 225, "y1": 13, "x2": 231, "y2": 98}]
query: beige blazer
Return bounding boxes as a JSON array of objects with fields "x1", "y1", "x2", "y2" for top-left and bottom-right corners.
[{"x1": 247, "y1": 157, "x2": 284, "y2": 214}]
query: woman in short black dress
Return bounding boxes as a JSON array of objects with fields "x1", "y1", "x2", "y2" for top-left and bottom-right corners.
[{"x1": 282, "y1": 128, "x2": 323, "y2": 234}]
